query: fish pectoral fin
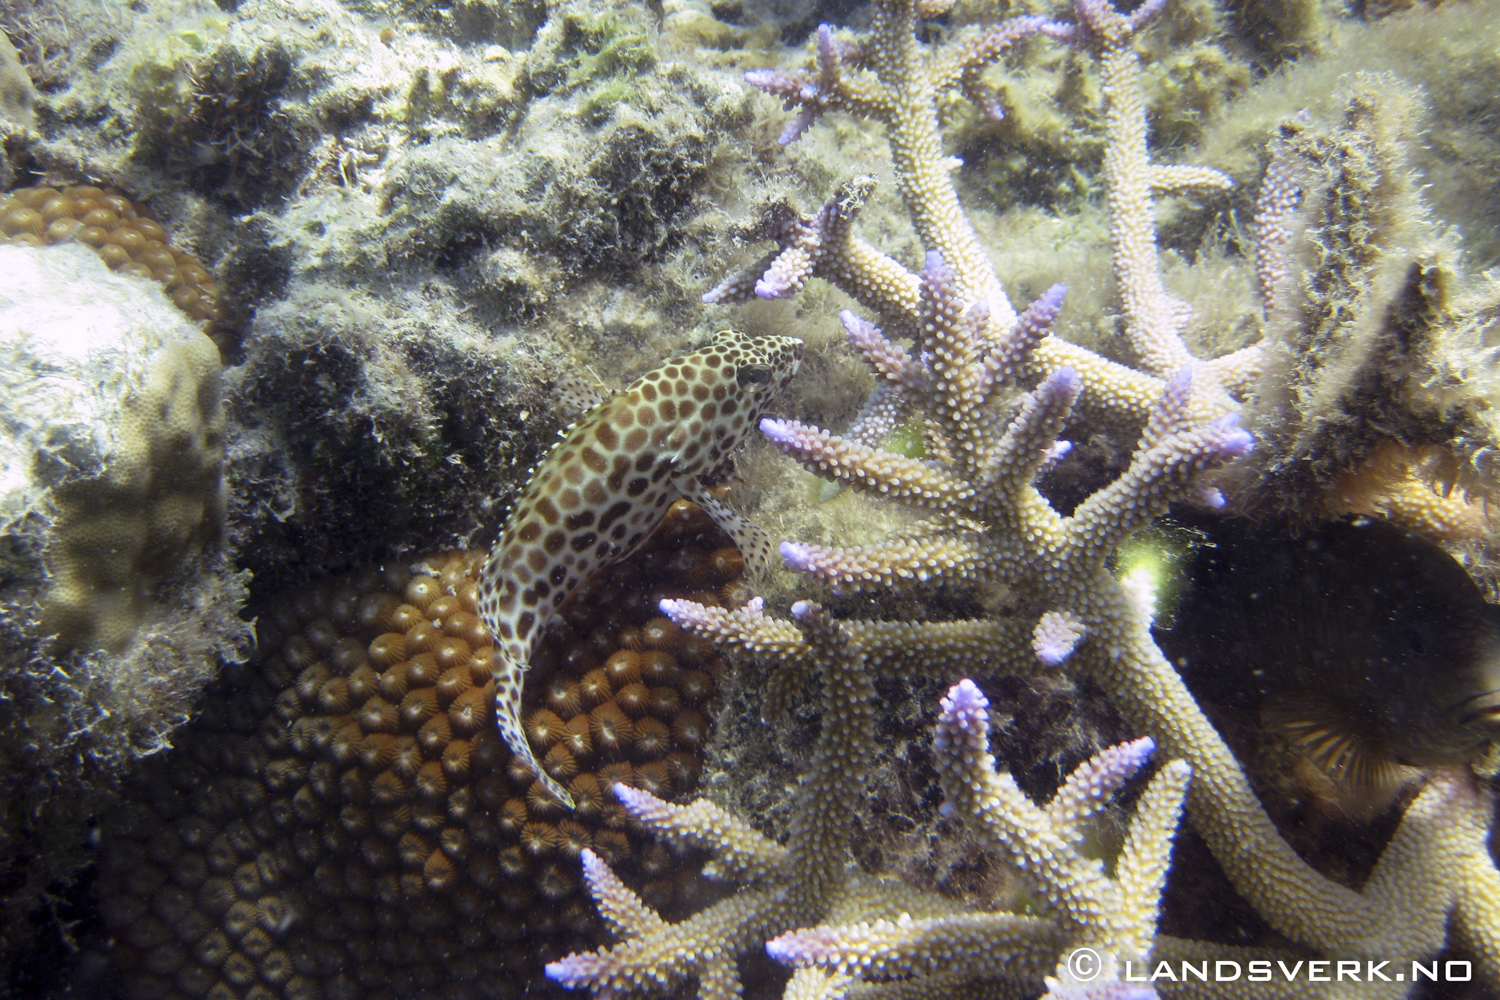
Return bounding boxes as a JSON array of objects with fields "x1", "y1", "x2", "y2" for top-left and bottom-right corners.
[
  {"x1": 1262, "y1": 696, "x2": 1417, "y2": 817},
  {"x1": 675, "y1": 479, "x2": 780, "y2": 588},
  {"x1": 555, "y1": 372, "x2": 610, "y2": 419},
  {"x1": 662, "y1": 426, "x2": 692, "y2": 463}
]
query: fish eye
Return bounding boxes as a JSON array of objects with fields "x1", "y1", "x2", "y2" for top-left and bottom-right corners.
[
  {"x1": 737, "y1": 365, "x2": 771, "y2": 387},
  {"x1": 1401, "y1": 626, "x2": 1427, "y2": 655}
]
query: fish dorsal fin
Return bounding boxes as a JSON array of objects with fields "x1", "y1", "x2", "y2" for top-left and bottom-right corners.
[
  {"x1": 556, "y1": 371, "x2": 611, "y2": 420},
  {"x1": 1262, "y1": 695, "x2": 1419, "y2": 818}
]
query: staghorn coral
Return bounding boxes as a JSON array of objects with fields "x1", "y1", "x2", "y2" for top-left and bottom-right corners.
[
  {"x1": 1234, "y1": 72, "x2": 1500, "y2": 545},
  {"x1": 97, "y1": 498, "x2": 741, "y2": 1000},
  {"x1": 548, "y1": 275, "x2": 1255, "y2": 996},
  {"x1": 552, "y1": 0, "x2": 1500, "y2": 994}
]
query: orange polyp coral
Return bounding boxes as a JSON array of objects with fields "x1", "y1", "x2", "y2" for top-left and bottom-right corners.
[
  {"x1": 498, "y1": 798, "x2": 529, "y2": 834},
  {"x1": 677, "y1": 668, "x2": 716, "y2": 705},
  {"x1": 399, "y1": 687, "x2": 440, "y2": 728},
  {"x1": 546, "y1": 677, "x2": 584, "y2": 717},
  {"x1": 543, "y1": 742, "x2": 581, "y2": 781},
  {"x1": 671, "y1": 709, "x2": 708, "y2": 751},
  {"x1": 647, "y1": 686, "x2": 682, "y2": 717},
  {"x1": 418, "y1": 714, "x2": 452, "y2": 754},
  {"x1": 639, "y1": 650, "x2": 679, "y2": 684},
  {"x1": 355, "y1": 697, "x2": 399, "y2": 734},
  {"x1": 640, "y1": 616, "x2": 683, "y2": 651},
  {"x1": 405, "y1": 621, "x2": 443, "y2": 655},
  {"x1": 448, "y1": 685, "x2": 492, "y2": 734},
  {"x1": 597, "y1": 761, "x2": 635, "y2": 791},
  {"x1": 404, "y1": 575, "x2": 443, "y2": 610},
  {"x1": 634, "y1": 761, "x2": 671, "y2": 796},
  {"x1": 405, "y1": 652, "x2": 442, "y2": 687},
  {"x1": 1, "y1": 185, "x2": 226, "y2": 340},
  {"x1": 615, "y1": 683, "x2": 652, "y2": 718},
  {"x1": 526, "y1": 709, "x2": 567, "y2": 748},
  {"x1": 632, "y1": 717, "x2": 672, "y2": 760},
  {"x1": 588, "y1": 702, "x2": 634, "y2": 753},
  {"x1": 367, "y1": 633, "x2": 406, "y2": 670},
  {"x1": 98, "y1": 499, "x2": 741, "y2": 998},
  {"x1": 568, "y1": 773, "x2": 606, "y2": 817},
  {"x1": 520, "y1": 821, "x2": 562, "y2": 857},
  {"x1": 603, "y1": 650, "x2": 643, "y2": 687},
  {"x1": 578, "y1": 668, "x2": 613, "y2": 708}
]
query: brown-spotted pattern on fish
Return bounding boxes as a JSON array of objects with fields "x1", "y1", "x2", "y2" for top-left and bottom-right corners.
[{"x1": 479, "y1": 330, "x2": 803, "y2": 806}]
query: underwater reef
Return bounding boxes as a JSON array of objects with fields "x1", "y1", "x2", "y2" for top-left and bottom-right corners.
[{"x1": 1, "y1": 0, "x2": 1500, "y2": 995}]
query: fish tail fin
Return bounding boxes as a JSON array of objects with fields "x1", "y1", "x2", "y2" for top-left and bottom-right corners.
[{"x1": 494, "y1": 652, "x2": 577, "y2": 810}]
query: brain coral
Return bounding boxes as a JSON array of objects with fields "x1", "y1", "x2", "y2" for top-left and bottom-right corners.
[{"x1": 97, "y1": 499, "x2": 740, "y2": 1000}]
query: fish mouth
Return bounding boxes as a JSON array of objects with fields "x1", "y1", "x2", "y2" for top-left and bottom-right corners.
[{"x1": 1450, "y1": 688, "x2": 1500, "y2": 728}]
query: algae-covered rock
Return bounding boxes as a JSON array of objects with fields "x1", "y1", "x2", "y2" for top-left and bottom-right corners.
[{"x1": 0, "y1": 242, "x2": 250, "y2": 976}]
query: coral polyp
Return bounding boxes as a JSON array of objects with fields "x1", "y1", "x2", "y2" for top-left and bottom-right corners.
[{"x1": 97, "y1": 500, "x2": 741, "y2": 999}]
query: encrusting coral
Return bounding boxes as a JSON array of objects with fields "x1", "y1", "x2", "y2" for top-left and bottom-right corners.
[
  {"x1": 549, "y1": 0, "x2": 1500, "y2": 995},
  {"x1": 97, "y1": 499, "x2": 741, "y2": 1000},
  {"x1": 0, "y1": 184, "x2": 226, "y2": 345}
]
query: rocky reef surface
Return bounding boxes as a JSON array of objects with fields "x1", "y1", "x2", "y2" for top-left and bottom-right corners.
[{"x1": 0, "y1": 0, "x2": 1499, "y2": 995}]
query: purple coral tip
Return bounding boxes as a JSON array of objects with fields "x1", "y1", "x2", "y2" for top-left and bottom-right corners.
[
  {"x1": 1043, "y1": 366, "x2": 1082, "y2": 399},
  {"x1": 546, "y1": 948, "x2": 617, "y2": 987},
  {"x1": 1032, "y1": 611, "x2": 1084, "y2": 666},
  {"x1": 578, "y1": 847, "x2": 606, "y2": 880},
  {"x1": 1117, "y1": 735, "x2": 1156, "y2": 769},
  {"x1": 816, "y1": 23, "x2": 836, "y2": 59},
  {"x1": 922, "y1": 249, "x2": 954, "y2": 284},
  {"x1": 1025, "y1": 284, "x2": 1068, "y2": 326},
  {"x1": 1207, "y1": 414, "x2": 1255, "y2": 460},
  {"x1": 941, "y1": 678, "x2": 989, "y2": 718},
  {"x1": 760, "y1": 417, "x2": 793, "y2": 443},
  {"x1": 781, "y1": 542, "x2": 817, "y2": 573},
  {"x1": 766, "y1": 927, "x2": 836, "y2": 966},
  {"x1": 1194, "y1": 485, "x2": 1226, "y2": 509},
  {"x1": 612, "y1": 782, "x2": 652, "y2": 811}
]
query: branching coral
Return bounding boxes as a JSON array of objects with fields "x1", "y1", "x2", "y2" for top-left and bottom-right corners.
[
  {"x1": 548, "y1": 269, "x2": 1251, "y2": 996},
  {"x1": 551, "y1": 0, "x2": 1500, "y2": 994}
]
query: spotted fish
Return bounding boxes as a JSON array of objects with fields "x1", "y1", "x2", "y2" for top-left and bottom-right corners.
[{"x1": 479, "y1": 330, "x2": 803, "y2": 806}]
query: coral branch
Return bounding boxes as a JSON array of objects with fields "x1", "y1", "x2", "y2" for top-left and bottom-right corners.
[{"x1": 761, "y1": 418, "x2": 975, "y2": 508}]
